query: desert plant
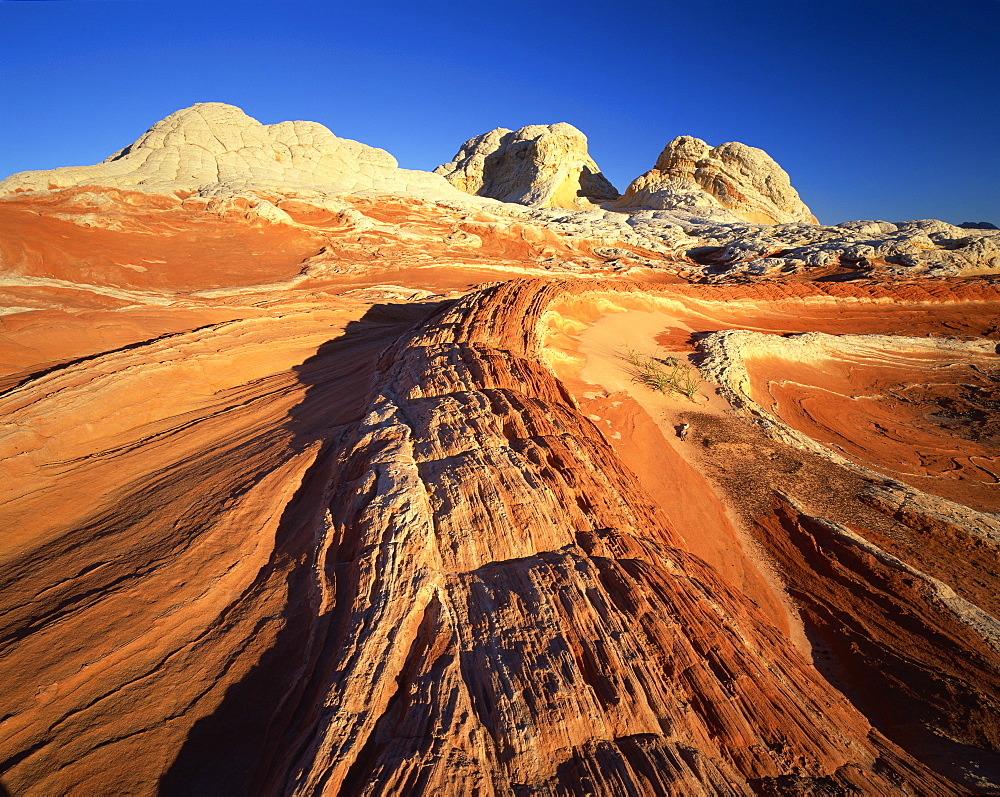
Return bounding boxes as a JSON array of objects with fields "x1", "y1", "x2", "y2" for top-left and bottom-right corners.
[{"x1": 623, "y1": 348, "x2": 702, "y2": 399}]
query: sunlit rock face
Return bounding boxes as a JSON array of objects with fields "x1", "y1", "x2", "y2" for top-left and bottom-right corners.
[
  {"x1": 614, "y1": 135, "x2": 819, "y2": 225},
  {"x1": 0, "y1": 102, "x2": 467, "y2": 202},
  {"x1": 434, "y1": 123, "x2": 620, "y2": 209},
  {"x1": 0, "y1": 103, "x2": 998, "y2": 796}
]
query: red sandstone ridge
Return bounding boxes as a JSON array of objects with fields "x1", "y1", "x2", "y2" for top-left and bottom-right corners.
[{"x1": 1, "y1": 104, "x2": 998, "y2": 795}]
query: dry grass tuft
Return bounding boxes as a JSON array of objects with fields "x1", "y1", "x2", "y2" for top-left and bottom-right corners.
[{"x1": 623, "y1": 348, "x2": 702, "y2": 399}]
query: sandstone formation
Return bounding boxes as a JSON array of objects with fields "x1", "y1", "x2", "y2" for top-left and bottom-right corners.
[
  {"x1": 682, "y1": 217, "x2": 1000, "y2": 280},
  {"x1": 1, "y1": 104, "x2": 998, "y2": 795},
  {"x1": 434, "y1": 123, "x2": 620, "y2": 209},
  {"x1": 614, "y1": 135, "x2": 819, "y2": 225},
  {"x1": 0, "y1": 103, "x2": 468, "y2": 202}
]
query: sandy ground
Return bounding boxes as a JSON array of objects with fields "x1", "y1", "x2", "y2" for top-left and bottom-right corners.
[{"x1": 547, "y1": 307, "x2": 813, "y2": 656}]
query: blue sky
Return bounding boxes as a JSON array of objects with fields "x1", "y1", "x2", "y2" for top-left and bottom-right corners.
[{"x1": 1, "y1": 0, "x2": 997, "y2": 224}]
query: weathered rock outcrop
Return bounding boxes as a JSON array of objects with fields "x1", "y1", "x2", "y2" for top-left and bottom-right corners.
[
  {"x1": 1, "y1": 105, "x2": 999, "y2": 795},
  {"x1": 434, "y1": 123, "x2": 619, "y2": 209},
  {"x1": 2, "y1": 270, "x2": 999, "y2": 794},
  {"x1": 682, "y1": 217, "x2": 1000, "y2": 280},
  {"x1": 615, "y1": 135, "x2": 818, "y2": 225},
  {"x1": 0, "y1": 103, "x2": 466, "y2": 202}
]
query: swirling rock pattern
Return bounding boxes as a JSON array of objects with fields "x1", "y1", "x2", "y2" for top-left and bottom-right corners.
[
  {"x1": 2, "y1": 275, "x2": 998, "y2": 793},
  {"x1": 0, "y1": 105, "x2": 998, "y2": 795}
]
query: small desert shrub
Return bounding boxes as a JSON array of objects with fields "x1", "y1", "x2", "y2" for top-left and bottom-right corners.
[{"x1": 624, "y1": 349, "x2": 702, "y2": 399}]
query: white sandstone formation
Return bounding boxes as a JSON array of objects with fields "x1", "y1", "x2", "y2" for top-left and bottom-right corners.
[
  {"x1": 614, "y1": 135, "x2": 818, "y2": 225},
  {"x1": 4, "y1": 105, "x2": 996, "y2": 278},
  {"x1": 674, "y1": 217, "x2": 1000, "y2": 280},
  {"x1": 0, "y1": 103, "x2": 469, "y2": 202},
  {"x1": 434, "y1": 123, "x2": 619, "y2": 209}
]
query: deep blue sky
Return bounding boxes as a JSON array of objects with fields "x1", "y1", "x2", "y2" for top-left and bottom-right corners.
[{"x1": 1, "y1": 0, "x2": 998, "y2": 225}]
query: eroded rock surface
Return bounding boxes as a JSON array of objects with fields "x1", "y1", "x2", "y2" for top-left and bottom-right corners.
[
  {"x1": 614, "y1": 135, "x2": 818, "y2": 225},
  {"x1": 0, "y1": 103, "x2": 467, "y2": 202},
  {"x1": 434, "y1": 123, "x2": 620, "y2": 209},
  {"x1": 0, "y1": 104, "x2": 998, "y2": 795},
  {"x1": 683, "y1": 217, "x2": 1000, "y2": 280}
]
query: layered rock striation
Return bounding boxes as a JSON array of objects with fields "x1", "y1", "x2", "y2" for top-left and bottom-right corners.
[
  {"x1": 6, "y1": 278, "x2": 1000, "y2": 793},
  {"x1": 0, "y1": 103, "x2": 998, "y2": 795}
]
